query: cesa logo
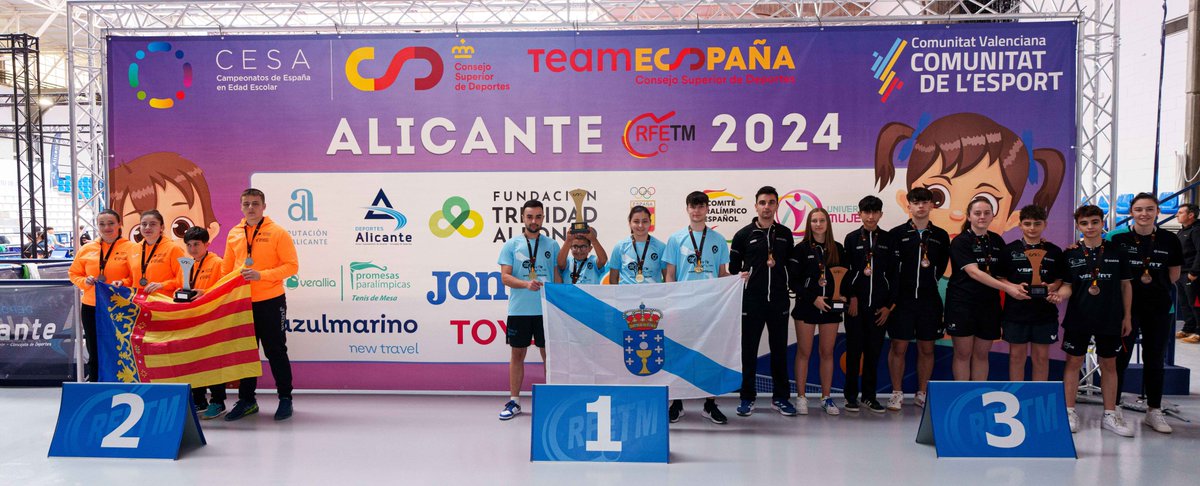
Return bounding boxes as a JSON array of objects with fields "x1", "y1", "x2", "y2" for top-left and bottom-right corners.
[
  {"x1": 288, "y1": 188, "x2": 317, "y2": 222},
  {"x1": 777, "y1": 189, "x2": 823, "y2": 238},
  {"x1": 128, "y1": 41, "x2": 192, "y2": 109},
  {"x1": 622, "y1": 111, "x2": 696, "y2": 158},
  {"x1": 345, "y1": 46, "x2": 444, "y2": 91}
]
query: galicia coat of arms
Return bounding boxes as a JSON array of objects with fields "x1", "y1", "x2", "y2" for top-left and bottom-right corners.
[{"x1": 623, "y1": 303, "x2": 664, "y2": 376}]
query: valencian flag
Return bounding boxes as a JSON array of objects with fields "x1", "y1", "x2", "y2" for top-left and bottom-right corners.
[
  {"x1": 542, "y1": 276, "x2": 743, "y2": 400},
  {"x1": 95, "y1": 272, "x2": 262, "y2": 386}
]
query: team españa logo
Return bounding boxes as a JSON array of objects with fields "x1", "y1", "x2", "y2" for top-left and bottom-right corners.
[
  {"x1": 345, "y1": 46, "x2": 444, "y2": 91},
  {"x1": 778, "y1": 189, "x2": 823, "y2": 238},
  {"x1": 623, "y1": 303, "x2": 664, "y2": 376},
  {"x1": 871, "y1": 38, "x2": 907, "y2": 102},
  {"x1": 128, "y1": 41, "x2": 192, "y2": 109},
  {"x1": 527, "y1": 39, "x2": 793, "y2": 73}
]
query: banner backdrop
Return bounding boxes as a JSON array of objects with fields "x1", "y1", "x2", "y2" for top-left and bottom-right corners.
[
  {"x1": 108, "y1": 22, "x2": 1077, "y2": 391},
  {"x1": 0, "y1": 283, "x2": 78, "y2": 384}
]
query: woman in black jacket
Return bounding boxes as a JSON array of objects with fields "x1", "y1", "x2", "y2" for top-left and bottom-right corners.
[{"x1": 789, "y1": 208, "x2": 848, "y2": 416}]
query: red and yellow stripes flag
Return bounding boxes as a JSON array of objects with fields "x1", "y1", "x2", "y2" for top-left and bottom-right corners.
[{"x1": 129, "y1": 271, "x2": 262, "y2": 387}]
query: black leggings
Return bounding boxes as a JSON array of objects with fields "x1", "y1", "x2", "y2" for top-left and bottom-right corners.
[
  {"x1": 844, "y1": 308, "x2": 887, "y2": 402},
  {"x1": 1116, "y1": 310, "x2": 1171, "y2": 409},
  {"x1": 81, "y1": 304, "x2": 98, "y2": 382}
]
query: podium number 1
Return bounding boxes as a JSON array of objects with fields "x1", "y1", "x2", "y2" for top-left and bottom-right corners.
[
  {"x1": 982, "y1": 391, "x2": 1025, "y2": 449},
  {"x1": 101, "y1": 393, "x2": 144, "y2": 449},
  {"x1": 585, "y1": 395, "x2": 622, "y2": 452}
]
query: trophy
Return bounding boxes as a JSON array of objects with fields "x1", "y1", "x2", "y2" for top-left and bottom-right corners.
[
  {"x1": 1024, "y1": 248, "x2": 1049, "y2": 299},
  {"x1": 174, "y1": 257, "x2": 199, "y2": 302},
  {"x1": 568, "y1": 188, "x2": 590, "y2": 234},
  {"x1": 828, "y1": 266, "x2": 849, "y2": 312}
]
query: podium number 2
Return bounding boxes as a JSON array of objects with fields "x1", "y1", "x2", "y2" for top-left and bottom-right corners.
[
  {"x1": 585, "y1": 396, "x2": 622, "y2": 452},
  {"x1": 101, "y1": 393, "x2": 144, "y2": 449},
  {"x1": 982, "y1": 391, "x2": 1025, "y2": 449}
]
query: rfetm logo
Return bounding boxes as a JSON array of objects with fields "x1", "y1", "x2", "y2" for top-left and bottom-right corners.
[
  {"x1": 128, "y1": 41, "x2": 192, "y2": 109},
  {"x1": 429, "y1": 196, "x2": 483, "y2": 238},
  {"x1": 345, "y1": 46, "x2": 444, "y2": 91},
  {"x1": 777, "y1": 189, "x2": 823, "y2": 238},
  {"x1": 364, "y1": 189, "x2": 407, "y2": 231},
  {"x1": 622, "y1": 111, "x2": 695, "y2": 158},
  {"x1": 870, "y1": 38, "x2": 907, "y2": 103},
  {"x1": 288, "y1": 189, "x2": 317, "y2": 222}
]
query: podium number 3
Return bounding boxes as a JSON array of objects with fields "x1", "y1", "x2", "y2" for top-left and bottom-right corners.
[
  {"x1": 982, "y1": 391, "x2": 1025, "y2": 448},
  {"x1": 101, "y1": 393, "x2": 144, "y2": 449},
  {"x1": 585, "y1": 396, "x2": 622, "y2": 452}
]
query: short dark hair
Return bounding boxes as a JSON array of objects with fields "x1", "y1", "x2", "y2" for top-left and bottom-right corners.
[
  {"x1": 685, "y1": 191, "x2": 708, "y2": 207},
  {"x1": 1131, "y1": 192, "x2": 1159, "y2": 207},
  {"x1": 1074, "y1": 205, "x2": 1104, "y2": 221},
  {"x1": 907, "y1": 187, "x2": 933, "y2": 203},
  {"x1": 755, "y1": 186, "x2": 778, "y2": 201},
  {"x1": 628, "y1": 205, "x2": 652, "y2": 221},
  {"x1": 183, "y1": 226, "x2": 210, "y2": 244},
  {"x1": 1181, "y1": 203, "x2": 1199, "y2": 215},
  {"x1": 858, "y1": 195, "x2": 883, "y2": 213},
  {"x1": 571, "y1": 233, "x2": 592, "y2": 244},
  {"x1": 521, "y1": 200, "x2": 544, "y2": 213},
  {"x1": 241, "y1": 188, "x2": 266, "y2": 202},
  {"x1": 1018, "y1": 204, "x2": 1048, "y2": 222}
]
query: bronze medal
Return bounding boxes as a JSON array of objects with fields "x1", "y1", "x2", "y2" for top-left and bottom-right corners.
[
  {"x1": 139, "y1": 278, "x2": 148, "y2": 287},
  {"x1": 97, "y1": 274, "x2": 107, "y2": 284},
  {"x1": 1140, "y1": 271, "x2": 1152, "y2": 285},
  {"x1": 1088, "y1": 283, "x2": 1100, "y2": 295},
  {"x1": 818, "y1": 278, "x2": 827, "y2": 287},
  {"x1": 920, "y1": 258, "x2": 931, "y2": 268},
  {"x1": 862, "y1": 265, "x2": 872, "y2": 276},
  {"x1": 767, "y1": 253, "x2": 775, "y2": 267}
]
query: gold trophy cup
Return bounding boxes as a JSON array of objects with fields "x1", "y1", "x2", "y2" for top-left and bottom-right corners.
[
  {"x1": 568, "y1": 188, "x2": 590, "y2": 234},
  {"x1": 636, "y1": 344, "x2": 653, "y2": 375},
  {"x1": 1025, "y1": 248, "x2": 1049, "y2": 299},
  {"x1": 829, "y1": 266, "x2": 849, "y2": 312}
]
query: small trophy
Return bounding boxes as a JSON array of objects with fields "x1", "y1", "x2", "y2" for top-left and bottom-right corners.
[
  {"x1": 828, "y1": 266, "x2": 849, "y2": 312},
  {"x1": 568, "y1": 188, "x2": 590, "y2": 234},
  {"x1": 1025, "y1": 248, "x2": 1049, "y2": 299},
  {"x1": 174, "y1": 257, "x2": 199, "y2": 302}
]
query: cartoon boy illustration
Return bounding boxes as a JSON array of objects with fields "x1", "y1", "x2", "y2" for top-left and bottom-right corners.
[
  {"x1": 874, "y1": 113, "x2": 1066, "y2": 239},
  {"x1": 110, "y1": 152, "x2": 221, "y2": 245}
]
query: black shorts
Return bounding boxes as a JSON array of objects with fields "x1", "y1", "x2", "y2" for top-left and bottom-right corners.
[
  {"x1": 887, "y1": 298, "x2": 944, "y2": 341},
  {"x1": 791, "y1": 300, "x2": 844, "y2": 324},
  {"x1": 1061, "y1": 329, "x2": 1123, "y2": 358},
  {"x1": 944, "y1": 298, "x2": 1001, "y2": 340},
  {"x1": 1002, "y1": 319, "x2": 1060, "y2": 345},
  {"x1": 505, "y1": 315, "x2": 545, "y2": 348}
]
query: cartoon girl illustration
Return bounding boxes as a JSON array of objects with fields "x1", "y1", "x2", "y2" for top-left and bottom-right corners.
[
  {"x1": 110, "y1": 152, "x2": 221, "y2": 246},
  {"x1": 874, "y1": 112, "x2": 1066, "y2": 239}
]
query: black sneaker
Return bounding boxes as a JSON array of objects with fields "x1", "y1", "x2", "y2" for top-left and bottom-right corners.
[
  {"x1": 224, "y1": 400, "x2": 259, "y2": 421},
  {"x1": 669, "y1": 400, "x2": 684, "y2": 423},
  {"x1": 702, "y1": 399, "x2": 728, "y2": 425},
  {"x1": 863, "y1": 398, "x2": 886, "y2": 413},
  {"x1": 844, "y1": 399, "x2": 861, "y2": 413},
  {"x1": 274, "y1": 397, "x2": 293, "y2": 421}
]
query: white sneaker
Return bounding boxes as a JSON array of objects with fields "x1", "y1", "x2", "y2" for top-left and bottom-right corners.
[
  {"x1": 1144, "y1": 409, "x2": 1173, "y2": 434},
  {"x1": 914, "y1": 391, "x2": 927, "y2": 408},
  {"x1": 796, "y1": 395, "x2": 809, "y2": 415},
  {"x1": 821, "y1": 397, "x2": 840, "y2": 416},
  {"x1": 886, "y1": 391, "x2": 904, "y2": 411},
  {"x1": 1066, "y1": 408, "x2": 1079, "y2": 433},
  {"x1": 1102, "y1": 411, "x2": 1135, "y2": 437}
]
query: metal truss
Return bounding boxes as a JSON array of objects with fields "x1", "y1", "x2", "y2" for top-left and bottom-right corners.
[
  {"x1": 3, "y1": 33, "x2": 46, "y2": 256},
  {"x1": 66, "y1": 0, "x2": 1118, "y2": 229}
]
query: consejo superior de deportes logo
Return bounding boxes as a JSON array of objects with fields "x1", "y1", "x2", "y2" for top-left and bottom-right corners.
[
  {"x1": 345, "y1": 46, "x2": 444, "y2": 91},
  {"x1": 128, "y1": 41, "x2": 192, "y2": 109}
]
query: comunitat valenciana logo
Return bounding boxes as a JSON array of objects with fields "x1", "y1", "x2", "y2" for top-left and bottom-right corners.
[
  {"x1": 870, "y1": 38, "x2": 907, "y2": 103},
  {"x1": 776, "y1": 189, "x2": 823, "y2": 238},
  {"x1": 345, "y1": 46, "x2": 444, "y2": 91},
  {"x1": 128, "y1": 41, "x2": 192, "y2": 109}
]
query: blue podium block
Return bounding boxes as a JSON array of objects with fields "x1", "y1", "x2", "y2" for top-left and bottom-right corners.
[
  {"x1": 49, "y1": 383, "x2": 206, "y2": 459},
  {"x1": 531, "y1": 384, "x2": 668, "y2": 463},
  {"x1": 916, "y1": 381, "x2": 1075, "y2": 458}
]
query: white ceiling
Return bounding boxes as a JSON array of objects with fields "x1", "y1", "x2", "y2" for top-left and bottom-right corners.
[{"x1": 0, "y1": 0, "x2": 69, "y2": 89}]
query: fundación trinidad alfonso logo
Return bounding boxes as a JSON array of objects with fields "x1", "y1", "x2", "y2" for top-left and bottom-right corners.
[
  {"x1": 624, "y1": 304, "x2": 665, "y2": 376},
  {"x1": 777, "y1": 189, "x2": 823, "y2": 238},
  {"x1": 345, "y1": 46, "x2": 444, "y2": 91},
  {"x1": 870, "y1": 38, "x2": 907, "y2": 103},
  {"x1": 429, "y1": 196, "x2": 483, "y2": 238},
  {"x1": 128, "y1": 41, "x2": 192, "y2": 109}
]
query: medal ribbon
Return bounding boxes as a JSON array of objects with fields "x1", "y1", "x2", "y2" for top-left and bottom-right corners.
[
  {"x1": 688, "y1": 227, "x2": 708, "y2": 270},
  {"x1": 1081, "y1": 240, "x2": 1104, "y2": 288},
  {"x1": 244, "y1": 220, "x2": 263, "y2": 262},
  {"x1": 97, "y1": 237, "x2": 120, "y2": 278},
  {"x1": 634, "y1": 238, "x2": 650, "y2": 275},
  {"x1": 571, "y1": 259, "x2": 585, "y2": 284},
  {"x1": 140, "y1": 239, "x2": 161, "y2": 280},
  {"x1": 525, "y1": 235, "x2": 541, "y2": 277},
  {"x1": 189, "y1": 253, "x2": 208, "y2": 289},
  {"x1": 1136, "y1": 231, "x2": 1156, "y2": 280}
]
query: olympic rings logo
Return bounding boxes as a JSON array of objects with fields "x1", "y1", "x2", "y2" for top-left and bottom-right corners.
[
  {"x1": 629, "y1": 186, "x2": 656, "y2": 200},
  {"x1": 429, "y1": 196, "x2": 484, "y2": 238}
]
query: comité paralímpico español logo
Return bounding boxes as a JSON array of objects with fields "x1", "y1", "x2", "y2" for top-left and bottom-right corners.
[
  {"x1": 624, "y1": 303, "x2": 664, "y2": 376},
  {"x1": 128, "y1": 41, "x2": 192, "y2": 109}
]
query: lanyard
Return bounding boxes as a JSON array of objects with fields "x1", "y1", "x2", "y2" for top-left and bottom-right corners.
[
  {"x1": 633, "y1": 237, "x2": 650, "y2": 273},
  {"x1": 244, "y1": 220, "x2": 263, "y2": 259},
  {"x1": 140, "y1": 239, "x2": 161, "y2": 277},
  {"x1": 689, "y1": 227, "x2": 708, "y2": 268},
  {"x1": 974, "y1": 232, "x2": 993, "y2": 273},
  {"x1": 571, "y1": 258, "x2": 586, "y2": 284},
  {"x1": 1135, "y1": 230, "x2": 1156, "y2": 276},
  {"x1": 813, "y1": 241, "x2": 827, "y2": 275},
  {"x1": 189, "y1": 253, "x2": 208, "y2": 289},
  {"x1": 910, "y1": 220, "x2": 930, "y2": 265},
  {"x1": 98, "y1": 238, "x2": 120, "y2": 276},
  {"x1": 1081, "y1": 240, "x2": 1104, "y2": 287},
  {"x1": 525, "y1": 235, "x2": 541, "y2": 271}
]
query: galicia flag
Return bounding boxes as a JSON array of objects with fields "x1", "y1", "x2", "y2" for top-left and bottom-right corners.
[{"x1": 542, "y1": 276, "x2": 743, "y2": 400}]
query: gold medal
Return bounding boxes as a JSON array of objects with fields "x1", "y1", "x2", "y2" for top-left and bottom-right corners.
[
  {"x1": 635, "y1": 271, "x2": 645, "y2": 283},
  {"x1": 694, "y1": 263, "x2": 703, "y2": 273},
  {"x1": 1088, "y1": 283, "x2": 1100, "y2": 295},
  {"x1": 1140, "y1": 270, "x2": 1152, "y2": 285}
]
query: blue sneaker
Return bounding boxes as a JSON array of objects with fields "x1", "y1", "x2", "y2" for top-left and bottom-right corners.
[
  {"x1": 274, "y1": 397, "x2": 293, "y2": 421},
  {"x1": 773, "y1": 399, "x2": 798, "y2": 416},
  {"x1": 201, "y1": 403, "x2": 226, "y2": 420},
  {"x1": 499, "y1": 400, "x2": 521, "y2": 421},
  {"x1": 736, "y1": 400, "x2": 755, "y2": 417},
  {"x1": 224, "y1": 400, "x2": 259, "y2": 421}
]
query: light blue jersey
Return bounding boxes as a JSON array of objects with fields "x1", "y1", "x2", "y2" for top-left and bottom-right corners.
[
  {"x1": 561, "y1": 255, "x2": 606, "y2": 285},
  {"x1": 608, "y1": 236, "x2": 667, "y2": 284},
  {"x1": 663, "y1": 227, "x2": 729, "y2": 282},
  {"x1": 497, "y1": 234, "x2": 561, "y2": 316}
]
